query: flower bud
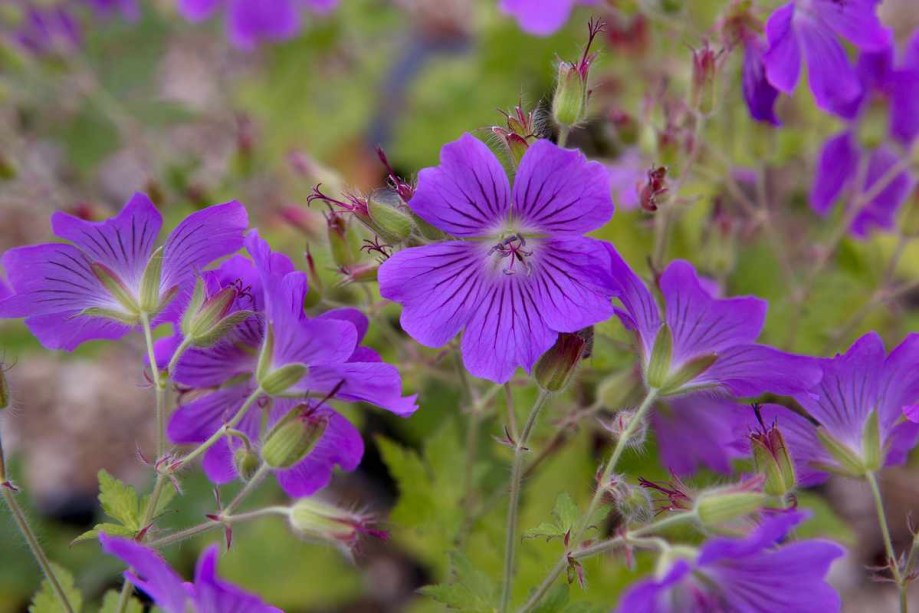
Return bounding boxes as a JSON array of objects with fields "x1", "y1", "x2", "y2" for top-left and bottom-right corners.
[
  {"x1": 750, "y1": 420, "x2": 796, "y2": 498},
  {"x1": 552, "y1": 19, "x2": 604, "y2": 129},
  {"x1": 695, "y1": 490, "x2": 766, "y2": 528},
  {"x1": 855, "y1": 102, "x2": 888, "y2": 150},
  {"x1": 816, "y1": 426, "x2": 866, "y2": 477},
  {"x1": 534, "y1": 329, "x2": 592, "y2": 392},
  {"x1": 234, "y1": 446, "x2": 261, "y2": 481},
  {"x1": 327, "y1": 213, "x2": 356, "y2": 268},
  {"x1": 607, "y1": 479, "x2": 653, "y2": 524},
  {"x1": 288, "y1": 498, "x2": 387, "y2": 553},
  {"x1": 303, "y1": 246, "x2": 323, "y2": 309},
  {"x1": 638, "y1": 166, "x2": 669, "y2": 212},
  {"x1": 690, "y1": 41, "x2": 719, "y2": 116},
  {"x1": 601, "y1": 408, "x2": 649, "y2": 450},
  {"x1": 262, "y1": 411, "x2": 328, "y2": 469},
  {"x1": 181, "y1": 281, "x2": 253, "y2": 348},
  {"x1": 367, "y1": 189, "x2": 414, "y2": 244},
  {"x1": 336, "y1": 263, "x2": 378, "y2": 286},
  {"x1": 258, "y1": 363, "x2": 307, "y2": 396}
]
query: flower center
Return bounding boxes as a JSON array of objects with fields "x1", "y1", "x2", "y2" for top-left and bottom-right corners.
[{"x1": 487, "y1": 233, "x2": 533, "y2": 276}]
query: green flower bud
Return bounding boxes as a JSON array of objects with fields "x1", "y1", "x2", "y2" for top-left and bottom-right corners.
[
  {"x1": 258, "y1": 363, "x2": 307, "y2": 396},
  {"x1": 262, "y1": 412, "x2": 328, "y2": 469},
  {"x1": 288, "y1": 498, "x2": 386, "y2": 553},
  {"x1": 327, "y1": 213, "x2": 355, "y2": 268},
  {"x1": 750, "y1": 422, "x2": 796, "y2": 498},
  {"x1": 181, "y1": 281, "x2": 253, "y2": 348},
  {"x1": 855, "y1": 102, "x2": 888, "y2": 150},
  {"x1": 695, "y1": 491, "x2": 767, "y2": 528},
  {"x1": 552, "y1": 63, "x2": 589, "y2": 128},
  {"x1": 234, "y1": 447, "x2": 261, "y2": 481},
  {"x1": 367, "y1": 189, "x2": 414, "y2": 244},
  {"x1": 337, "y1": 263, "x2": 378, "y2": 286},
  {"x1": 534, "y1": 329, "x2": 592, "y2": 392},
  {"x1": 646, "y1": 324, "x2": 673, "y2": 389},
  {"x1": 690, "y1": 42, "x2": 719, "y2": 116}
]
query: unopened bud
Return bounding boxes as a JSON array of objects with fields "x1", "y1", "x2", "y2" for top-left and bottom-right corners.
[
  {"x1": 552, "y1": 19, "x2": 604, "y2": 128},
  {"x1": 750, "y1": 418, "x2": 796, "y2": 497},
  {"x1": 182, "y1": 282, "x2": 252, "y2": 347},
  {"x1": 288, "y1": 498, "x2": 387, "y2": 553},
  {"x1": 816, "y1": 426, "x2": 866, "y2": 477},
  {"x1": 336, "y1": 263, "x2": 378, "y2": 286},
  {"x1": 139, "y1": 247, "x2": 165, "y2": 314},
  {"x1": 639, "y1": 166, "x2": 669, "y2": 212},
  {"x1": 690, "y1": 42, "x2": 719, "y2": 116},
  {"x1": 695, "y1": 490, "x2": 766, "y2": 528},
  {"x1": 856, "y1": 102, "x2": 888, "y2": 150},
  {"x1": 303, "y1": 246, "x2": 323, "y2": 309},
  {"x1": 262, "y1": 411, "x2": 328, "y2": 469},
  {"x1": 234, "y1": 447, "x2": 260, "y2": 481},
  {"x1": 259, "y1": 363, "x2": 307, "y2": 396},
  {"x1": 367, "y1": 189, "x2": 414, "y2": 244},
  {"x1": 601, "y1": 408, "x2": 649, "y2": 450},
  {"x1": 534, "y1": 329, "x2": 592, "y2": 392},
  {"x1": 327, "y1": 213, "x2": 356, "y2": 268},
  {"x1": 607, "y1": 479, "x2": 653, "y2": 524}
]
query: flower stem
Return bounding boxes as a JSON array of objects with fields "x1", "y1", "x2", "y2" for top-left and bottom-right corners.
[
  {"x1": 500, "y1": 389, "x2": 551, "y2": 613},
  {"x1": 140, "y1": 313, "x2": 168, "y2": 460},
  {"x1": 146, "y1": 506, "x2": 291, "y2": 549},
  {"x1": 866, "y1": 471, "x2": 907, "y2": 613},
  {"x1": 557, "y1": 126, "x2": 570, "y2": 148},
  {"x1": 1, "y1": 485, "x2": 75, "y2": 613},
  {"x1": 224, "y1": 464, "x2": 270, "y2": 516},
  {"x1": 176, "y1": 388, "x2": 264, "y2": 470}
]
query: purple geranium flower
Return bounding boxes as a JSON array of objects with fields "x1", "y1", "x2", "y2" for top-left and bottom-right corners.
[
  {"x1": 100, "y1": 535, "x2": 281, "y2": 613},
  {"x1": 810, "y1": 34, "x2": 919, "y2": 237},
  {"x1": 178, "y1": 0, "x2": 337, "y2": 50},
  {"x1": 163, "y1": 232, "x2": 415, "y2": 495},
  {"x1": 617, "y1": 511, "x2": 843, "y2": 612},
  {"x1": 498, "y1": 0, "x2": 597, "y2": 36},
  {"x1": 763, "y1": 0, "x2": 891, "y2": 111},
  {"x1": 0, "y1": 193, "x2": 247, "y2": 351},
  {"x1": 607, "y1": 251, "x2": 821, "y2": 397},
  {"x1": 747, "y1": 333, "x2": 919, "y2": 486},
  {"x1": 378, "y1": 134, "x2": 617, "y2": 383},
  {"x1": 742, "y1": 35, "x2": 781, "y2": 125}
]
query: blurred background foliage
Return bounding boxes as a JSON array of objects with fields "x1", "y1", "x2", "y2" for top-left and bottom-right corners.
[{"x1": 2, "y1": 0, "x2": 919, "y2": 611}]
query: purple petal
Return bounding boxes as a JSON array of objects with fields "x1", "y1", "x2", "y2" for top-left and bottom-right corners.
[
  {"x1": 227, "y1": 0, "x2": 301, "y2": 51},
  {"x1": 699, "y1": 344, "x2": 822, "y2": 397},
  {"x1": 202, "y1": 439, "x2": 239, "y2": 485},
  {"x1": 408, "y1": 134, "x2": 511, "y2": 237},
  {"x1": 498, "y1": 0, "x2": 577, "y2": 36},
  {"x1": 660, "y1": 260, "x2": 766, "y2": 364},
  {"x1": 318, "y1": 308, "x2": 369, "y2": 344},
  {"x1": 51, "y1": 192, "x2": 161, "y2": 288},
  {"x1": 178, "y1": 0, "x2": 223, "y2": 21},
  {"x1": 888, "y1": 70, "x2": 919, "y2": 145},
  {"x1": 605, "y1": 244, "x2": 661, "y2": 359},
  {"x1": 512, "y1": 139, "x2": 613, "y2": 235},
  {"x1": 307, "y1": 363, "x2": 418, "y2": 416},
  {"x1": 274, "y1": 406, "x2": 364, "y2": 497},
  {"x1": 878, "y1": 334, "x2": 919, "y2": 433},
  {"x1": 172, "y1": 340, "x2": 258, "y2": 388},
  {"x1": 742, "y1": 37, "x2": 781, "y2": 125},
  {"x1": 763, "y1": 2, "x2": 802, "y2": 94},
  {"x1": 700, "y1": 511, "x2": 809, "y2": 564},
  {"x1": 269, "y1": 288, "x2": 357, "y2": 369},
  {"x1": 193, "y1": 546, "x2": 282, "y2": 613},
  {"x1": 812, "y1": 0, "x2": 891, "y2": 50},
  {"x1": 797, "y1": 15, "x2": 863, "y2": 110},
  {"x1": 614, "y1": 560, "x2": 693, "y2": 613},
  {"x1": 168, "y1": 384, "x2": 257, "y2": 444},
  {"x1": 100, "y1": 535, "x2": 190, "y2": 613},
  {"x1": 379, "y1": 241, "x2": 483, "y2": 348},
  {"x1": 811, "y1": 131, "x2": 858, "y2": 216},
  {"x1": 850, "y1": 146, "x2": 915, "y2": 238}
]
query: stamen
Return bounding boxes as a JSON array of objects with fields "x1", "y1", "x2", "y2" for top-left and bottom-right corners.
[{"x1": 488, "y1": 233, "x2": 533, "y2": 276}]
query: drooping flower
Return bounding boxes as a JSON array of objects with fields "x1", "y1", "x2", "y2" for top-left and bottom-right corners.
[
  {"x1": 616, "y1": 512, "x2": 844, "y2": 612},
  {"x1": 164, "y1": 232, "x2": 415, "y2": 495},
  {"x1": 746, "y1": 333, "x2": 919, "y2": 485},
  {"x1": 378, "y1": 134, "x2": 617, "y2": 383},
  {"x1": 178, "y1": 0, "x2": 337, "y2": 50},
  {"x1": 810, "y1": 34, "x2": 919, "y2": 237},
  {"x1": 0, "y1": 193, "x2": 247, "y2": 351},
  {"x1": 100, "y1": 535, "x2": 281, "y2": 613},
  {"x1": 607, "y1": 252, "x2": 821, "y2": 397},
  {"x1": 497, "y1": 0, "x2": 597, "y2": 36},
  {"x1": 762, "y1": 0, "x2": 891, "y2": 111}
]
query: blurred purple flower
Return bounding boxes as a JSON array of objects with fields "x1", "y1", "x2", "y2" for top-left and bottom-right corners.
[
  {"x1": 7, "y1": 4, "x2": 81, "y2": 56},
  {"x1": 606, "y1": 148, "x2": 643, "y2": 211},
  {"x1": 742, "y1": 35, "x2": 781, "y2": 125},
  {"x1": 82, "y1": 0, "x2": 139, "y2": 20},
  {"x1": 751, "y1": 333, "x2": 919, "y2": 486},
  {"x1": 617, "y1": 511, "x2": 843, "y2": 612},
  {"x1": 763, "y1": 0, "x2": 891, "y2": 112},
  {"x1": 100, "y1": 535, "x2": 281, "y2": 613},
  {"x1": 810, "y1": 34, "x2": 919, "y2": 237},
  {"x1": 378, "y1": 134, "x2": 617, "y2": 383},
  {"x1": 498, "y1": 0, "x2": 597, "y2": 36},
  {"x1": 0, "y1": 193, "x2": 247, "y2": 351},
  {"x1": 607, "y1": 251, "x2": 821, "y2": 397},
  {"x1": 178, "y1": 0, "x2": 337, "y2": 50}
]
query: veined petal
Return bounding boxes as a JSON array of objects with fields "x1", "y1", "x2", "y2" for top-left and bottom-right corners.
[
  {"x1": 742, "y1": 38, "x2": 781, "y2": 125},
  {"x1": 100, "y1": 536, "x2": 190, "y2": 613},
  {"x1": 171, "y1": 338, "x2": 258, "y2": 388},
  {"x1": 811, "y1": 131, "x2": 858, "y2": 216},
  {"x1": 764, "y1": 2, "x2": 801, "y2": 94},
  {"x1": 318, "y1": 308, "x2": 369, "y2": 345},
  {"x1": 498, "y1": 0, "x2": 577, "y2": 36},
  {"x1": 698, "y1": 344, "x2": 822, "y2": 397},
  {"x1": 51, "y1": 192, "x2": 161, "y2": 288},
  {"x1": 797, "y1": 15, "x2": 862, "y2": 110},
  {"x1": 812, "y1": 0, "x2": 891, "y2": 50},
  {"x1": 605, "y1": 244, "x2": 661, "y2": 358},
  {"x1": 193, "y1": 546, "x2": 282, "y2": 613},
  {"x1": 168, "y1": 384, "x2": 257, "y2": 444},
  {"x1": 274, "y1": 405, "x2": 363, "y2": 497},
  {"x1": 408, "y1": 134, "x2": 511, "y2": 237},
  {"x1": 269, "y1": 286, "x2": 357, "y2": 368},
  {"x1": 660, "y1": 261, "x2": 766, "y2": 364},
  {"x1": 512, "y1": 139, "x2": 613, "y2": 234},
  {"x1": 878, "y1": 334, "x2": 919, "y2": 433},
  {"x1": 307, "y1": 362, "x2": 418, "y2": 416},
  {"x1": 227, "y1": 0, "x2": 301, "y2": 50},
  {"x1": 178, "y1": 0, "x2": 222, "y2": 21},
  {"x1": 379, "y1": 241, "x2": 485, "y2": 348},
  {"x1": 652, "y1": 397, "x2": 751, "y2": 475}
]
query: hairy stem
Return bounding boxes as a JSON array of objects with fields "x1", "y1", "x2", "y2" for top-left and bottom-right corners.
[
  {"x1": 500, "y1": 390, "x2": 551, "y2": 613},
  {"x1": 140, "y1": 314, "x2": 167, "y2": 460},
  {"x1": 147, "y1": 506, "x2": 291, "y2": 549},
  {"x1": 177, "y1": 388, "x2": 264, "y2": 469},
  {"x1": 224, "y1": 464, "x2": 270, "y2": 516},
  {"x1": 866, "y1": 472, "x2": 907, "y2": 613}
]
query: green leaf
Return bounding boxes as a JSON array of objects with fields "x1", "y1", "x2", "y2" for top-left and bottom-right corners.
[
  {"x1": 28, "y1": 563, "x2": 83, "y2": 613},
  {"x1": 523, "y1": 493, "x2": 580, "y2": 541},
  {"x1": 418, "y1": 553, "x2": 496, "y2": 612},
  {"x1": 99, "y1": 590, "x2": 143, "y2": 613},
  {"x1": 71, "y1": 522, "x2": 136, "y2": 545},
  {"x1": 141, "y1": 480, "x2": 176, "y2": 520},
  {"x1": 97, "y1": 470, "x2": 142, "y2": 530}
]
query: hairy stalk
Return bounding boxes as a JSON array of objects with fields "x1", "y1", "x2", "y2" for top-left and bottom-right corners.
[
  {"x1": 224, "y1": 464, "x2": 270, "y2": 516},
  {"x1": 500, "y1": 390, "x2": 551, "y2": 613},
  {"x1": 866, "y1": 472, "x2": 907, "y2": 613},
  {"x1": 141, "y1": 313, "x2": 167, "y2": 460},
  {"x1": 557, "y1": 126, "x2": 570, "y2": 148},
  {"x1": 0, "y1": 454, "x2": 75, "y2": 613},
  {"x1": 177, "y1": 388, "x2": 264, "y2": 469},
  {"x1": 519, "y1": 511, "x2": 695, "y2": 612},
  {"x1": 147, "y1": 506, "x2": 291, "y2": 549}
]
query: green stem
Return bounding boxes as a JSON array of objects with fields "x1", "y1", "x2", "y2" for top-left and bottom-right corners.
[
  {"x1": 1, "y1": 486, "x2": 75, "y2": 613},
  {"x1": 500, "y1": 390, "x2": 551, "y2": 613},
  {"x1": 140, "y1": 314, "x2": 167, "y2": 460},
  {"x1": 224, "y1": 465, "x2": 270, "y2": 516},
  {"x1": 867, "y1": 472, "x2": 907, "y2": 613},
  {"x1": 176, "y1": 388, "x2": 264, "y2": 470},
  {"x1": 557, "y1": 126, "x2": 570, "y2": 148},
  {"x1": 147, "y1": 506, "x2": 290, "y2": 549}
]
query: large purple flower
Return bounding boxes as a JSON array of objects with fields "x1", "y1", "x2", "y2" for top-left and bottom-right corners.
[
  {"x1": 178, "y1": 0, "x2": 337, "y2": 50},
  {"x1": 748, "y1": 333, "x2": 919, "y2": 486},
  {"x1": 378, "y1": 134, "x2": 617, "y2": 383},
  {"x1": 164, "y1": 232, "x2": 415, "y2": 495},
  {"x1": 607, "y1": 251, "x2": 821, "y2": 397},
  {"x1": 497, "y1": 0, "x2": 597, "y2": 36},
  {"x1": 763, "y1": 0, "x2": 891, "y2": 111},
  {"x1": 100, "y1": 535, "x2": 281, "y2": 613},
  {"x1": 810, "y1": 35, "x2": 919, "y2": 237},
  {"x1": 0, "y1": 193, "x2": 247, "y2": 350},
  {"x1": 617, "y1": 512, "x2": 843, "y2": 612}
]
